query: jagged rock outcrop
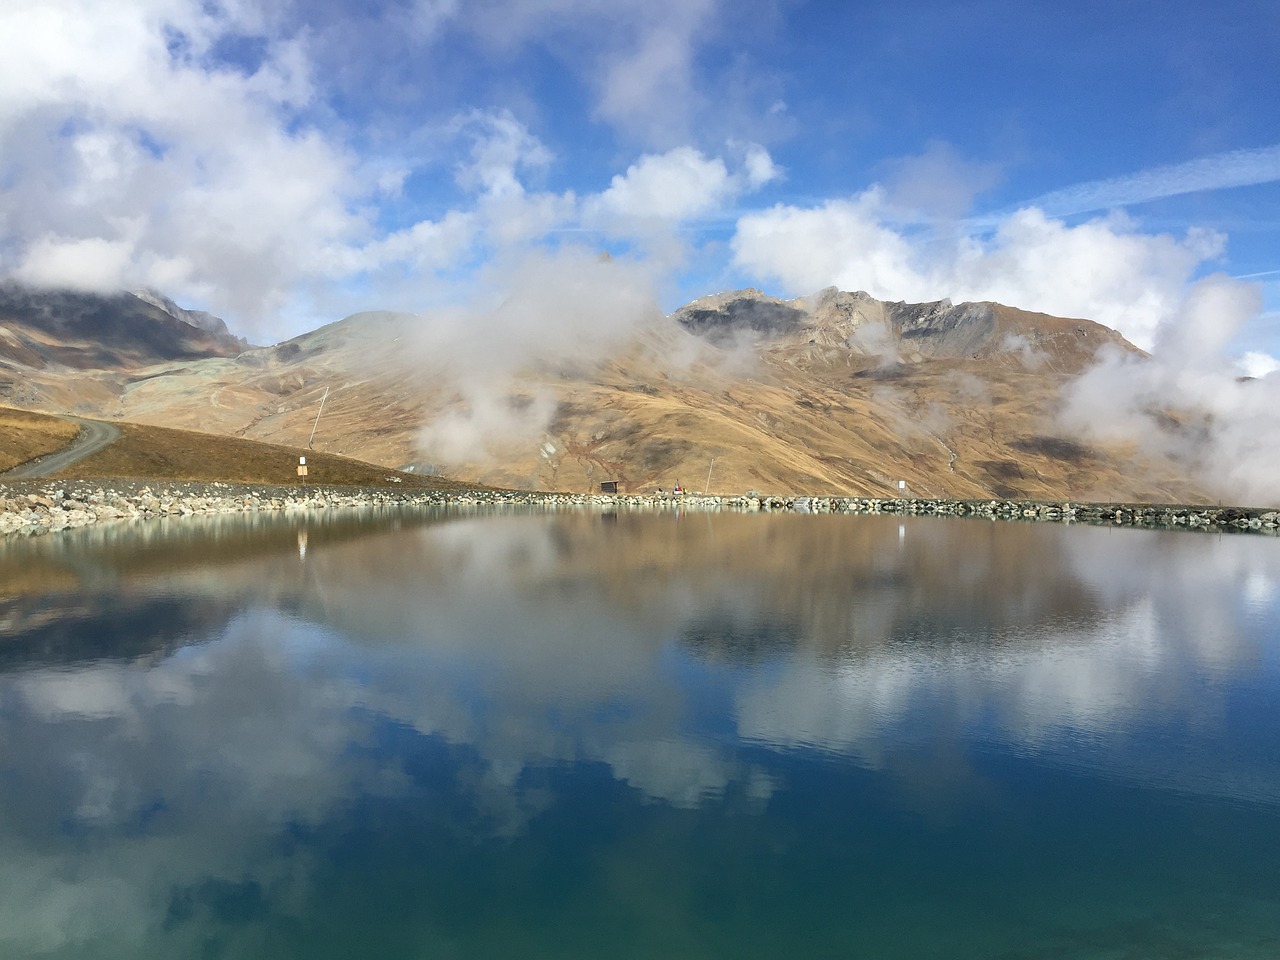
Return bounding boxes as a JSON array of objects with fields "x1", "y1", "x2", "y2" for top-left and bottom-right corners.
[
  {"x1": 131, "y1": 288, "x2": 248, "y2": 345},
  {"x1": 674, "y1": 286, "x2": 1139, "y2": 373}
]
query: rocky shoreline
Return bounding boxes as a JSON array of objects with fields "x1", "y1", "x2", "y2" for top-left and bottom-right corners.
[{"x1": 2, "y1": 478, "x2": 1278, "y2": 537}]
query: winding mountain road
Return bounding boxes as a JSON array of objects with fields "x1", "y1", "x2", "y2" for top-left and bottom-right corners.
[{"x1": 3, "y1": 417, "x2": 122, "y2": 478}]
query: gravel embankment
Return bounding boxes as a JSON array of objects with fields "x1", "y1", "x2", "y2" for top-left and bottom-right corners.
[{"x1": 2, "y1": 478, "x2": 1277, "y2": 537}]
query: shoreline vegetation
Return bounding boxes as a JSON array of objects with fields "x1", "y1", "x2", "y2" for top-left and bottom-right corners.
[{"x1": 2, "y1": 478, "x2": 1277, "y2": 538}]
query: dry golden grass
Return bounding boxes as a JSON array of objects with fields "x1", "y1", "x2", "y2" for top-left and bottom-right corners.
[
  {"x1": 0, "y1": 407, "x2": 80, "y2": 472},
  {"x1": 45, "y1": 420, "x2": 485, "y2": 489},
  {"x1": 1, "y1": 305, "x2": 1212, "y2": 503}
]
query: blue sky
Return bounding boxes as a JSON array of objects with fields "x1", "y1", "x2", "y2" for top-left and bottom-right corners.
[{"x1": 1, "y1": 0, "x2": 1277, "y2": 362}]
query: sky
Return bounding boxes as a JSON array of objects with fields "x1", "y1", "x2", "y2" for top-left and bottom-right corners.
[{"x1": 1, "y1": 0, "x2": 1278, "y2": 365}]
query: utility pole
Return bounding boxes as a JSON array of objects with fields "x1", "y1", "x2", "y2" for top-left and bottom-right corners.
[
  {"x1": 308, "y1": 386, "x2": 329, "y2": 450},
  {"x1": 704, "y1": 457, "x2": 715, "y2": 494}
]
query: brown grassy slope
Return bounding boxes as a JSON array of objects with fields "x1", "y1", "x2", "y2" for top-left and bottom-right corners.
[
  {"x1": 0, "y1": 407, "x2": 80, "y2": 471},
  {"x1": 54, "y1": 311, "x2": 438, "y2": 468},
  {"x1": 0, "y1": 303, "x2": 1211, "y2": 502},
  {"x1": 47, "y1": 420, "x2": 486, "y2": 489},
  {"x1": 421, "y1": 335, "x2": 1203, "y2": 502},
  {"x1": 32, "y1": 331, "x2": 1205, "y2": 501}
]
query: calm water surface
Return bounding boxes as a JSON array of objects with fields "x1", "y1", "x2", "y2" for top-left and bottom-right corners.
[{"x1": 1, "y1": 508, "x2": 1279, "y2": 958}]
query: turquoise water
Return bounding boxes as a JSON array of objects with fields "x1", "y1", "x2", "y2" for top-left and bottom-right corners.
[{"x1": 1, "y1": 509, "x2": 1279, "y2": 958}]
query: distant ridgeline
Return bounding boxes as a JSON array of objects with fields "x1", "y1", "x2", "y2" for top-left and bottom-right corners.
[
  {"x1": 0, "y1": 283, "x2": 247, "y2": 372},
  {"x1": 0, "y1": 282, "x2": 1223, "y2": 505},
  {"x1": 672, "y1": 286, "x2": 1137, "y2": 370}
]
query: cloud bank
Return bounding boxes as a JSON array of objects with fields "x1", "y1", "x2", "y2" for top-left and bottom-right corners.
[
  {"x1": 0, "y1": 0, "x2": 778, "y2": 337},
  {"x1": 732, "y1": 193, "x2": 1227, "y2": 353},
  {"x1": 1059, "y1": 276, "x2": 1280, "y2": 504},
  {"x1": 0, "y1": 0, "x2": 361, "y2": 326}
]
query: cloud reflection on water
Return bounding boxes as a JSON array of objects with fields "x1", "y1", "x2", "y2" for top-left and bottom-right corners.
[{"x1": 0, "y1": 510, "x2": 1277, "y2": 954}]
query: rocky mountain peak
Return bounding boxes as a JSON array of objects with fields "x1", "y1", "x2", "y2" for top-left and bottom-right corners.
[
  {"x1": 131, "y1": 289, "x2": 247, "y2": 346},
  {"x1": 673, "y1": 290, "x2": 807, "y2": 342},
  {"x1": 671, "y1": 286, "x2": 1136, "y2": 372}
]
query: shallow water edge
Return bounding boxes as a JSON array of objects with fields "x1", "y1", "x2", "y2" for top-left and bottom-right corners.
[{"x1": 2, "y1": 477, "x2": 1278, "y2": 537}]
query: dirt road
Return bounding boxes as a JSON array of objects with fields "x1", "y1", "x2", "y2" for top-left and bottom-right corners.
[{"x1": 3, "y1": 417, "x2": 123, "y2": 478}]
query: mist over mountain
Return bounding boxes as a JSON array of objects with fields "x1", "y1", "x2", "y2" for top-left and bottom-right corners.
[
  {"x1": 129, "y1": 289, "x2": 247, "y2": 344},
  {"x1": 0, "y1": 285, "x2": 246, "y2": 372},
  {"x1": 2, "y1": 281, "x2": 1275, "y2": 505},
  {"x1": 673, "y1": 287, "x2": 1135, "y2": 369}
]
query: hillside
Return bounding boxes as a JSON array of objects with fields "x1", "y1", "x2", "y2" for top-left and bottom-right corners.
[
  {"x1": 0, "y1": 284, "x2": 1211, "y2": 502},
  {"x1": 0, "y1": 285, "x2": 246, "y2": 373},
  {"x1": 0, "y1": 406, "x2": 482, "y2": 489}
]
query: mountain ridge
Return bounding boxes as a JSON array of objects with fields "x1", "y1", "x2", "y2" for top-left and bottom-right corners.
[
  {"x1": 0, "y1": 285, "x2": 247, "y2": 376},
  {"x1": 0, "y1": 282, "x2": 1208, "y2": 503}
]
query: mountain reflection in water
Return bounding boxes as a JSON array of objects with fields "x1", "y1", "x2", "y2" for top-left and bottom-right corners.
[{"x1": 1, "y1": 508, "x2": 1278, "y2": 958}]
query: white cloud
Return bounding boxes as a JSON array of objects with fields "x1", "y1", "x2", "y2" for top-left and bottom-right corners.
[
  {"x1": 951, "y1": 209, "x2": 1222, "y2": 350},
  {"x1": 0, "y1": 0, "x2": 365, "y2": 328},
  {"x1": 742, "y1": 143, "x2": 782, "y2": 189},
  {"x1": 0, "y1": 0, "x2": 764, "y2": 342},
  {"x1": 453, "y1": 108, "x2": 553, "y2": 199},
  {"x1": 589, "y1": 147, "x2": 733, "y2": 222},
  {"x1": 731, "y1": 190, "x2": 934, "y2": 303},
  {"x1": 1060, "y1": 275, "x2": 1280, "y2": 504},
  {"x1": 1238, "y1": 351, "x2": 1280, "y2": 378},
  {"x1": 13, "y1": 234, "x2": 137, "y2": 291},
  {"x1": 340, "y1": 209, "x2": 478, "y2": 274},
  {"x1": 1021, "y1": 143, "x2": 1280, "y2": 218},
  {"x1": 586, "y1": 144, "x2": 780, "y2": 229},
  {"x1": 400, "y1": 137, "x2": 782, "y2": 467},
  {"x1": 415, "y1": 244, "x2": 664, "y2": 462},
  {"x1": 732, "y1": 194, "x2": 1226, "y2": 351},
  {"x1": 479, "y1": 189, "x2": 578, "y2": 249}
]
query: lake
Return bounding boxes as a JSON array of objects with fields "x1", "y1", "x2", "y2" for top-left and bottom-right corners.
[{"x1": 1, "y1": 507, "x2": 1279, "y2": 958}]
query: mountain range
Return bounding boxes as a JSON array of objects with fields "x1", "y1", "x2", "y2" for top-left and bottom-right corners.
[{"x1": 0, "y1": 282, "x2": 1211, "y2": 501}]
